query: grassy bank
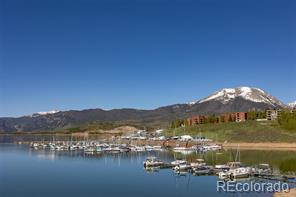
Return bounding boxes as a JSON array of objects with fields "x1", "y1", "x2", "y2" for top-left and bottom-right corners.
[{"x1": 165, "y1": 121, "x2": 296, "y2": 142}]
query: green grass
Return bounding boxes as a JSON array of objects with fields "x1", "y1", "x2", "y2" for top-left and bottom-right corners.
[
  {"x1": 53, "y1": 122, "x2": 129, "y2": 134},
  {"x1": 164, "y1": 120, "x2": 296, "y2": 142}
]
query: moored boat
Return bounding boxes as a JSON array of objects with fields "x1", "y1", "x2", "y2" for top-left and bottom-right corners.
[
  {"x1": 190, "y1": 159, "x2": 206, "y2": 168},
  {"x1": 218, "y1": 167, "x2": 251, "y2": 179},
  {"x1": 171, "y1": 159, "x2": 187, "y2": 166},
  {"x1": 173, "y1": 164, "x2": 192, "y2": 171},
  {"x1": 254, "y1": 163, "x2": 272, "y2": 176},
  {"x1": 193, "y1": 166, "x2": 214, "y2": 175},
  {"x1": 215, "y1": 164, "x2": 230, "y2": 172},
  {"x1": 84, "y1": 147, "x2": 96, "y2": 153},
  {"x1": 143, "y1": 157, "x2": 164, "y2": 168},
  {"x1": 152, "y1": 145, "x2": 162, "y2": 151}
]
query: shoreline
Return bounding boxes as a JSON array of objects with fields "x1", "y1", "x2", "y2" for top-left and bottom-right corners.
[
  {"x1": 222, "y1": 142, "x2": 296, "y2": 151},
  {"x1": 2, "y1": 133, "x2": 296, "y2": 151}
]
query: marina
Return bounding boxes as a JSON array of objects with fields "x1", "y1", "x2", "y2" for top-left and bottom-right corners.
[
  {"x1": 27, "y1": 138, "x2": 296, "y2": 184},
  {"x1": 1, "y1": 137, "x2": 296, "y2": 197}
]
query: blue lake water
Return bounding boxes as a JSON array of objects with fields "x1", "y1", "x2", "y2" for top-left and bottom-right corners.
[{"x1": 1, "y1": 143, "x2": 295, "y2": 197}]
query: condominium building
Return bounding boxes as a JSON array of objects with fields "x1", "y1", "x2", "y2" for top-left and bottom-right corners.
[
  {"x1": 235, "y1": 112, "x2": 248, "y2": 122},
  {"x1": 266, "y1": 109, "x2": 282, "y2": 121},
  {"x1": 187, "y1": 115, "x2": 206, "y2": 126},
  {"x1": 187, "y1": 111, "x2": 248, "y2": 126}
]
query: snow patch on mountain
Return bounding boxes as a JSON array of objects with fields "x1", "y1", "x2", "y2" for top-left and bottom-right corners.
[
  {"x1": 32, "y1": 110, "x2": 60, "y2": 116},
  {"x1": 188, "y1": 101, "x2": 198, "y2": 105},
  {"x1": 288, "y1": 101, "x2": 296, "y2": 108}
]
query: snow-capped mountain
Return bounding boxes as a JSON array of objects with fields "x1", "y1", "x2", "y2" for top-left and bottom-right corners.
[
  {"x1": 197, "y1": 87, "x2": 286, "y2": 108},
  {"x1": 288, "y1": 101, "x2": 296, "y2": 109}
]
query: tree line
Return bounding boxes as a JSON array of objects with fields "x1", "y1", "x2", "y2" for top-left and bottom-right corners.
[{"x1": 278, "y1": 110, "x2": 296, "y2": 131}]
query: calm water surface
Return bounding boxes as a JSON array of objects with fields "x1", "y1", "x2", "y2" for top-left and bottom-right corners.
[{"x1": 1, "y1": 141, "x2": 296, "y2": 197}]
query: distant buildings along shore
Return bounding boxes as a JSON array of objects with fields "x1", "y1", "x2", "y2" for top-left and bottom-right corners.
[{"x1": 187, "y1": 109, "x2": 296, "y2": 126}]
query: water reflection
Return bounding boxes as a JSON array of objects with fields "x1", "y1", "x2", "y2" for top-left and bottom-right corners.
[
  {"x1": 25, "y1": 144, "x2": 296, "y2": 175},
  {"x1": 2, "y1": 134, "x2": 296, "y2": 175},
  {"x1": 279, "y1": 159, "x2": 296, "y2": 174},
  {"x1": 36, "y1": 152, "x2": 56, "y2": 160},
  {"x1": 1, "y1": 143, "x2": 296, "y2": 197}
]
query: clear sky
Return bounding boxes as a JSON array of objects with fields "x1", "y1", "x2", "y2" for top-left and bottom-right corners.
[{"x1": 1, "y1": 0, "x2": 295, "y2": 117}]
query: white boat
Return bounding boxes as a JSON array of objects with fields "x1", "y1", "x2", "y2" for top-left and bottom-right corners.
[
  {"x1": 215, "y1": 164, "x2": 230, "y2": 170},
  {"x1": 217, "y1": 161, "x2": 243, "y2": 178},
  {"x1": 96, "y1": 147, "x2": 103, "y2": 152},
  {"x1": 215, "y1": 164, "x2": 230, "y2": 173},
  {"x1": 171, "y1": 159, "x2": 187, "y2": 166},
  {"x1": 134, "y1": 146, "x2": 146, "y2": 152},
  {"x1": 144, "y1": 145, "x2": 153, "y2": 151},
  {"x1": 255, "y1": 163, "x2": 272, "y2": 175},
  {"x1": 69, "y1": 145, "x2": 78, "y2": 151},
  {"x1": 55, "y1": 145, "x2": 64, "y2": 151},
  {"x1": 158, "y1": 136, "x2": 166, "y2": 140},
  {"x1": 173, "y1": 147, "x2": 195, "y2": 154},
  {"x1": 227, "y1": 162, "x2": 242, "y2": 169},
  {"x1": 218, "y1": 170, "x2": 228, "y2": 179},
  {"x1": 179, "y1": 135, "x2": 193, "y2": 141},
  {"x1": 143, "y1": 157, "x2": 164, "y2": 167},
  {"x1": 218, "y1": 167, "x2": 251, "y2": 179},
  {"x1": 48, "y1": 144, "x2": 55, "y2": 150},
  {"x1": 119, "y1": 147, "x2": 130, "y2": 152},
  {"x1": 173, "y1": 164, "x2": 192, "y2": 171},
  {"x1": 101, "y1": 143, "x2": 110, "y2": 148},
  {"x1": 190, "y1": 159, "x2": 206, "y2": 168},
  {"x1": 152, "y1": 145, "x2": 162, "y2": 151},
  {"x1": 30, "y1": 143, "x2": 39, "y2": 148},
  {"x1": 200, "y1": 144, "x2": 222, "y2": 151},
  {"x1": 84, "y1": 147, "x2": 96, "y2": 153},
  {"x1": 104, "y1": 147, "x2": 121, "y2": 153},
  {"x1": 193, "y1": 166, "x2": 214, "y2": 175},
  {"x1": 230, "y1": 167, "x2": 251, "y2": 179}
]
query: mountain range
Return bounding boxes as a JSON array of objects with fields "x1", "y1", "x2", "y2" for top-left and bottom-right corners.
[{"x1": 0, "y1": 87, "x2": 293, "y2": 132}]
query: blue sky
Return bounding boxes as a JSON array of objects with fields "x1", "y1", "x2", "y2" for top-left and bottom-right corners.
[{"x1": 1, "y1": 0, "x2": 295, "y2": 117}]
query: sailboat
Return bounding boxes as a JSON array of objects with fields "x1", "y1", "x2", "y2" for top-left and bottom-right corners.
[{"x1": 218, "y1": 145, "x2": 251, "y2": 179}]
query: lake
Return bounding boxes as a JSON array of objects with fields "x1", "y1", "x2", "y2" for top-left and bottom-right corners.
[{"x1": 1, "y1": 140, "x2": 296, "y2": 197}]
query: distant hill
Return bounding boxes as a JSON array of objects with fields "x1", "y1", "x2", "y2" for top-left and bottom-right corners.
[{"x1": 0, "y1": 87, "x2": 288, "y2": 132}]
